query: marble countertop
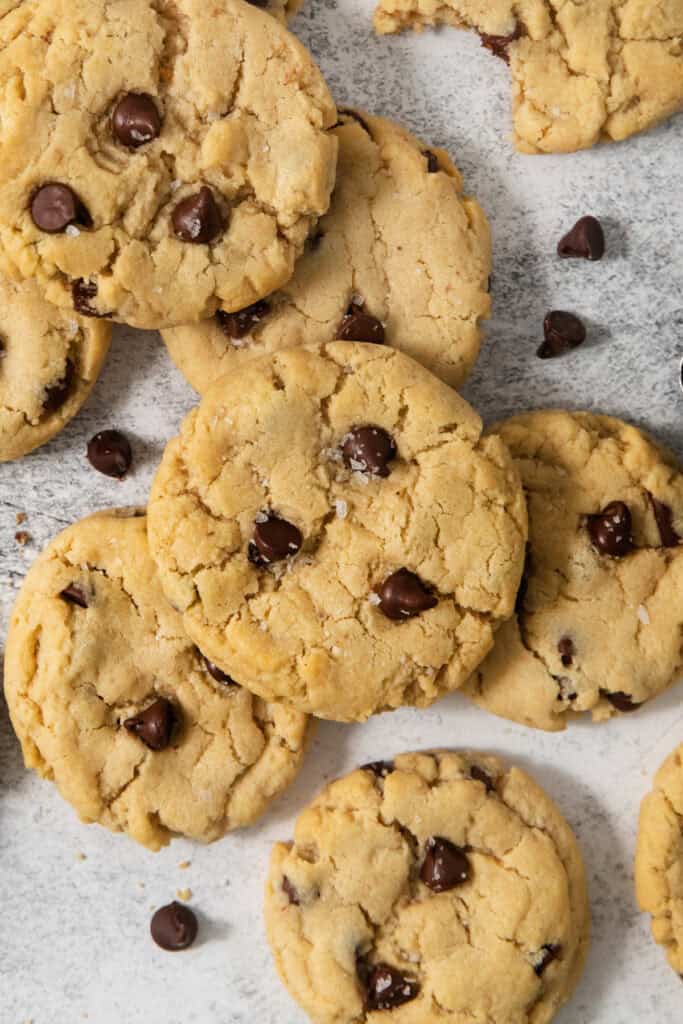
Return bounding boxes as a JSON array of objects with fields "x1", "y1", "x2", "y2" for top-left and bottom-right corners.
[{"x1": 1, "y1": 2, "x2": 682, "y2": 1021}]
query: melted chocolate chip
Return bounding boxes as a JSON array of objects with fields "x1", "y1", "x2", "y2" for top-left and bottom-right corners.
[
  {"x1": 124, "y1": 697, "x2": 176, "y2": 751},
  {"x1": 338, "y1": 303, "x2": 385, "y2": 344},
  {"x1": 172, "y1": 186, "x2": 224, "y2": 244},
  {"x1": 282, "y1": 876, "x2": 300, "y2": 905},
  {"x1": 60, "y1": 584, "x2": 88, "y2": 608},
  {"x1": 150, "y1": 901, "x2": 198, "y2": 951},
  {"x1": 558, "y1": 216, "x2": 605, "y2": 261},
  {"x1": 201, "y1": 654, "x2": 237, "y2": 686},
  {"x1": 361, "y1": 963, "x2": 420, "y2": 1011},
  {"x1": 470, "y1": 765, "x2": 495, "y2": 792},
  {"x1": 420, "y1": 837, "x2": 471, "y2": 892},
  {"x1": 43, "y1": 360, "x2": 75, "y2": 413},
  {"x1": 216, "y1": 300, "x2": 270, "y2": 339},
  {"x1": 87, "y1": 430, "x2": 132, "y2": 479},
  {"x1": 362, "y1": 760, "x2": 394, "y2": 778},
  {"x1": 648, "y1": 493, "x2": 681, "y2": 548},
  {"x1": 558, "y1": 636, "x2": 574, "y2": 668},
  {"x1": 31, "y1": 184, "x2": 91, "y2": 234},
  {"x1": 112, "y1": 93, "x2": 162, "y2": 148},
  {"x1": 376, "y1": 569, "x2": 437, "y2": 620},
  {"x1": 587, "y1": 501, "x2": 634, "y2": 557},
  {"x1": 479, "y1": 24, "x2": 522, "y2": 62},
  {"x1": 537, "y1": 311, "x2": 586, "y2": 359},
  {"x1": 534, "y1": 944, "x2": 561, "y2": 976},
  {"x1": 602, "y1": 690, "x2": 641, "y2": 713},
  {"x1": 342, "y1": 426, "x2": 397, "y2": 477},
  {"x1": 72, "y1": 279, "x2": 108, "y2": 318},
  {"x1": 423, "y1": 149, "x2": 439, "y2": 173},
  {"x1": 249, "y1": 514, "x2": 302, "y2": 566}
]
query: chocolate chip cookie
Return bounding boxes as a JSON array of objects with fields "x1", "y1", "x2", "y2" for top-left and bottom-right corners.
[
  {"x1": 374, "y1": 1, "x2": 683, "y2": 154},
  {"x1": 147, "y1": 343, "x2": 527, "y2": 722},
  {"x1": 265, "y1": 751, "x2": 590, "y2": 1023},
  {"x1": 0, "y1": 0, "x2": 337, "y2": 329},
  {"x1": 3, "y1": 510, "x2": 309, "y2": 850},
  {"x1": 162, "y1": 109, "x2": 491, "y2": 391},
  {"x1": 463, "y1": 410, "x2": 683, "y2": 730}
]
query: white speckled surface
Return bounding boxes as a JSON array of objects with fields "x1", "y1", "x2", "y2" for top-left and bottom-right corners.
[{"x1": 1, "y1": 2, "x2": 683, "y2": 1021}]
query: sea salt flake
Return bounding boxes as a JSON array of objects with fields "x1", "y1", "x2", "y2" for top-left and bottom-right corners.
[
  {"x1": 637, "y1": 605, "x2": 650, "y2": 625},
  {"x1": 334, "y1": 499, "x2": 348, "y2": 519},
  {"x1": 368, "y1": 592, "x2": 381, "y2": 606},
  {"x1": 65, "y1": 225, "x2": 80, "y2": 238},
  {"x1": 255, "y1": 511, "x2": 269, "y2": 524}
]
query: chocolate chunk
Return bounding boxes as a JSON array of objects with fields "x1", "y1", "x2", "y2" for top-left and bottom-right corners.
[
  {"x1": 479, "y1": 25, "x2": 522, "y2": 62},
  {"x1": 30, "y1": 184, "x2": 91, "y2": 234},
  {"x1": 338, "y1": 303, "x2": 385, "y2": 344},
  {"x1": 470, "y1": 765, "x2": 495, "y2": 792},
  {"x1": 648, "y1": 493, "x2": 681, "y2": 548},
  {"x1": 376, "y1": 569, "x2": 437, "y2": 620},
  {"x1": 537, "y1": 311, "x2": 586, "y2": 359},
  {"x1": 172, "y1": 186, "x2": 224, "y2": 244},
  {"x1": 362, "y1": 963, "x2": 420, "y2": 1011},
  {"x1": 72, "y1": 279, "x2": 108, "y2": 318},
  {"x1": 558, "y1": 636, "x2": 574, "y2": 668},
  {"x1": 282, "y1": 876, "x2": 300, "y2": 905},
  {"x1": 112, "y1": 93, "x2": 162, "y2": 148},
  {"x1": 342, "y1": 426, "x2": 397, "y2": 478},
  {"x1": 87, "y1": 430, "x2": 132, "y2": 479},
  {"x1": 60, "y1": 584, "x2": 88, "y2": 608},
  {"x1": 420, "y1": 837, "x2": 471, "y2": 892},
  {"x1": 602, "y1": 690, "x2": 641, "y2": 713},
  {"x1": 362, "y1": 761, "x2": 394, "y2": 778},
  {"x1": 249, "y1": 514, "x2": 302, "y2": 565},
  {"x1": 216, "y1": 300, "x2": 270, "y2": 340},
  {"x1": 150, "y1": 901, "x2": 198, "y2": 951},
  {"x1": 124, "y1": 697, "x2": 176, "y2": 751},
  {"x1": 534, "y1": 944, "x2": 561, "y2": 976},
  {"x1": 423, "y1": 150, "x2": 439, "y2": 173},
  {"x1": 558, "y1": 216, "x2": 605, "y2": 261},
  {"x1": 587, "y1": 501, "x2": 634, "y2": 557},
  {"x1": 201, "y1": 654, "x2": 237, "y2": 686},
  {"x1": 43, "y1": 360, "x2": 75, "y2": 413}
]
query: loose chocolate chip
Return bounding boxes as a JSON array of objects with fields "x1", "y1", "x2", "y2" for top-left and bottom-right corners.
[
  {"x1": 201, "y1": 654, "x2": 237, "y2": 686},
  {"x1": 537, "y1": 311, "x2": 586, "y2": 359},
  {"x1": 376, "y1": 569, "x2": 437, "y2": 620},
  {"x1": 216, "y1": 300, "x2": 270, "y2": 340},
  {"x1": 124, "y1": 697, "x2": 176, "y2": 751},
  {"x1": 338, "y1": 303, "x2": 385, "y2": 345},
  {"x1": 150, "y1": 901, "x2": 198, "y2": 951},
  {"x1": 249, "y1": 514, "x2": 302, "y2": 566},
  {"x1": 362, "y1": 963, "x2": 420, "y2": 1011},
  {"x1": 342, "y1": 426, "x2": 397, "y2": 478},
  {"x1": 424, "y1": 150, "x2": 439, "y2": 173},
  {"x1": 587, "y1": 501, "x2": 634, "y2": 557},
  {"x1": 72, "y1": 279, "x2": 108, "y2": 318},
  {"x1": 602, "y1": 690, "x2": 641, "y2": 713},
  {"x1": 534, "y1": 944, "x2": 561, "y2": 976},
  {"x1": 112, "y1": 92, "x2": 162, "y2": 148},
  {"x1": 172, "y1": 186, "x2": 224, "y2": 244},
  {"x1": 470, "y1": 765, "x2": 495, "y2": 792},
  {"x1": 558, "y1": 636, "x2": 574, "y2": 668},
  {"x1": 43, "y1": 360, "x2": 75, "y2": 413},
  {"x1": 558, "y1": 216, "x2": 605, "y2": 261},
  {"x1": 87, "y1": 430, "x2": 132, "y2": 479},
  {"x1": 648, "y1": 493, "x2": 681, "y2": 548},
  {"x1": 362, "y1": 760, "x2": 394, "y2": 778},
  {"x1": 515, "y1": 545, "x2": 532, "y2": 616},
  {"x1": 479, "y1": 25, "x2": 522, "y2": 62},
  {"x1": 420, "y1": 837, "x2": 471, "y2": 892},
  {"x1": 282, "y1": 876, "x2": 300, "y2": 905},
  {"x1": 60, "y1": 584, "x2": 88, "y2": 608},
  {"x1": 31, "y1": 184, "x2": 91, "y2": 234}
]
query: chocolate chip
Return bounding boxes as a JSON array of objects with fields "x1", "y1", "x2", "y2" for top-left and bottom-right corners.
[
  {"x1": 282, "y1": 876, "x2": 300, "y2": 905},
  {"x1": 201, "y1": 654, "x2": 237, "y2": 686},
  {"x1": 60, "y1": 584, "x2": 88, "y2": 608},
  {"x1": 43, "y1": 360, "x2": 75, "y2": 413},
  {"x1": 112, "y1": 93, "x2": 162, "y2": 148},
  {"x1": 362, "y1": 761, "x2": 394, "y2": 778},
  {"x1": 558, "y1": 636, "x2": 574, "y2": 668},
  {"x1": 31, "y1": 184, "x2": 91, "y2": 234},
  {"x1": 587, "y1": 501, "x2": 634, "y2": 557},
  {"x1": 361, "y1": 963, "x2": 420, "y2": 1011},
  {"x1": 602, "y1": 690, "x2": 641, "y2": 713},
  {"x1": 87, "y1": 430, "x2": 132, "y2": 479},
  {"x1": 338, "y1": 303, "x2": 385, "y2": 344},
  {"x1": 423, "y1": 150, "x2": 439, "y2": 173},
  {"x1": 124, "y1": 697, "x2": 176, "y2": 751},
  {"x1": 150, "y1": 901, "x2": 198, "y2": 951},
  {"x1": 537, "y1": 311, "x2": 586, "y2": 359},
  {"x1": 172, "y1": 186, "x2": 224, "y2": 244},
  {"x1": 72, "y1": 279, "x2": 108, "y2": 318},
  {"x1": 479, "y1": 25, "x2": 522, "y2": 62},
  {"x1": 470, "y1": 765, "x2": 495, "y2": 792},
  {"x1": 558, "y1": 216, "x2": 605, "y2": 261},
  {"x1": 648, "y1": 493, "x2": 681, "y2": 548},
  {"x1": 534, "y1": 944, "x2": 561, "y2": 976},
  {"x1": 249, "y1": 514, "x2": 302, "y2": 566},
  {"x1": 342, "y1": 426, "x2": 397, "y2": 478},
  {"x1": 216, "y1": 300, "x2": 270, "y2": 339},
  {"x1": 376, "y1": 569, "x2": 437, "y2": 620},
  {"x1": 420, "y1": 837, "x2": 471, "y2": 892}
]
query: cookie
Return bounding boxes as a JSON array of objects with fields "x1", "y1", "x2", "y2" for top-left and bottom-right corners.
[
  {"x1": 251, "y1": 0, "x2": 303, "y2": 23},
  {"x1": 373, "y1": 1, "x2": 683, "y2": 154},
  {"x1": 462, "y1": 410, "x2": 683, "y2": 731},
  {"x1": 0, "y1": 274, "x2": 111, "y2": 462},
  {"x1": 3, "y1": 510, "x2": 309, "y2": 850},
  {"x1": 265, "y1": 750, "x2": 590, "y2": 1024},
  {"x1": 0, "y1": 0, "x2": 337, "y2": 329},
  {"x1": 147, "y1": 343, "x2": 527, "y2": 722},
  {"x1": 636, "y1": 743, "x2": 683, "y2": 975},
  {"x1": 161, "y1": 109, "x2": 491, "y2": 392}
]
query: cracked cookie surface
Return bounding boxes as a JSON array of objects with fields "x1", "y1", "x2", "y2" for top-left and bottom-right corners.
[
  {"x1": 0, "y1": 0, "x2": 337, "y2": 329},
  {"x1": 636, "y1": 742, "x2": 683, "y2": 975},
  {"x1": 0, "y1": 274, "x2": 111, "y2": 462},
  {"x1": 265, "y1": 750, "x2": 590, "y2": 1024},
  {"x1": 462, "y1": 410, "x2": 683, "y2": 731},
  {"x1": 373, "y1": 1, "x2": 683, "y2": 154},
  {"x1": 147, "y1": 343, "x2": 527, "y2": 722},
  {"x1": 161, "y1": 109, "x2": 491, "y2": 392},
  {"x1": 3, "y1": 510, "x2": 309, "y2": 850}
]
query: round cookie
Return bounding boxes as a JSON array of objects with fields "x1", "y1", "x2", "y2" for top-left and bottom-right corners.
[
  {"x1": 462, "y1": 410, "x2": 683, "y2": 731},
  {"x1": 3, "y1": 510, "x2": 309, "y2": 851},
  {"x1": 147, "y1": 343, "x2": 527, "y2": 722},
  {"x1": 265, "y1": 750, "x2": 590, "y2": 1024},
  {"x1": 162, "y1": 109, "x2": 491, "y2": 392},
  {"x1": 0, "y1": 0, "x2": 337, "y2": 329},
  {"x1": 636, "y1": 743, "x2": 683, "y2": 975},
  {"x1": 373, "y1": 1, "x2": 683, "y2": 154},
  {"x1": 0, "y1": 274, "x2": 111, "y2": 462}
]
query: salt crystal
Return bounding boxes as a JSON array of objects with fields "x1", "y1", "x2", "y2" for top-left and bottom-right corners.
[
  {"x1": 637, "y1": 605, "x2": 650, "y2": 625},
  {"x1": 334, "y1": 499, "x2": 348, "y2": 519},
  {"x1": 65, "y1": 225, "x2": 80, "y2": 238},
  {"x1": 255, "y1": 511, "x2": 269, "y2": 524},
  {"x1": 368, "y1": 592, "x2": 381, "y2": 606}
]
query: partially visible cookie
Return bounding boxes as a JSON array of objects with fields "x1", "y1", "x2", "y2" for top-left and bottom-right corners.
[
  {"x1": 0, "y1": 275, "x2": 110, "y2": 462},
  {"x1": 254, "y1": 0, "x2": 303, "y2": 22},
  {"x1": 3, "y1": 510, "x2": 309, "y2": 850},
  {"x1": 462, "y1": 410, "x2": 683, "y2": 731},
  {"x1": 265, "y1": 750, "x2": 590, "y2": 1024},
  {"x1": 636, "y1": 743, "x2": 683, "y2": 976},
  {"x1": 373, "y1": 1, "x2": 683, "y2": 154},
  {"x1": 162, "y1": 109, "x2": 491, "y2": 392}
]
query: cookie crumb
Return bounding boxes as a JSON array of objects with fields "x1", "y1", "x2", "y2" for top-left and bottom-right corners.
[
  {"x1": 14, "y1": 531, "x2": 31, "y2": 546},
  {"x1": 75, "y1": 851, "x2": 87, "y2": 861},
  {"x1": 15, "y1": 512, "x2": 26, "y2": 524},
  {"x1": 178, "y1": 860, "x2": 191, "y2": 870},
  {"x1": 176, "y1": 888, "x2": 193, "y2": 902}
]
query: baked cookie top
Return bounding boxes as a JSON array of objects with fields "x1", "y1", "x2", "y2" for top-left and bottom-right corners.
[
  {"x1": 265, "y1": 750, "x2": 590, "y2": 1024},
  {"x1": 147, "y1": 343, "x2": 527, "y2": 722},
  {"x1": 463, "y1": 410, "x2": 683, "y2": 730},
  {"x1": 0, "y1": 0, "x2": 337, "y2": 329},
  {"x1": 3, "y1": 510, "x2": 309, "y2": 850},
  {"x1": 373, "y1": 1, "x2": 683, "y2": 154},
  {"x1": 161, "y1": 109, "x2": 491, "y2": 392},
  {"x1": 0, "y1": 274, "x2": 111, "y2": 462},
  {"x1": 636, "y1": 742, "x2": 683, "y2": 976}
]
